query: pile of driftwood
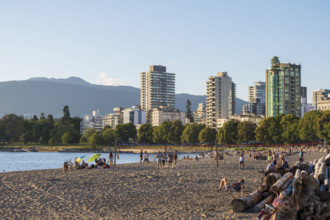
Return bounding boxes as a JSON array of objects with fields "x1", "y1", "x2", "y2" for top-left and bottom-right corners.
[{"x1": 231, "y1": 154, "x2": 330, "y2": 219}]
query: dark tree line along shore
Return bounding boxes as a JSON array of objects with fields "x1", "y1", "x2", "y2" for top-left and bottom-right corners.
[{"x1": 0, "y1": 106, "x2": 329, "y2": 148}]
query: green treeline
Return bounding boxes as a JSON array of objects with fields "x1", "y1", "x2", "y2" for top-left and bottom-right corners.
[{"x1": 0, "y1": 108, "x2": 329, "y2": 147}]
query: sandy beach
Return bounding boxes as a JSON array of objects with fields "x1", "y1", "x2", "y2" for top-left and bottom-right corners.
[{"x1": 0, "y1": 151, "x2": 326, "y2": 219}]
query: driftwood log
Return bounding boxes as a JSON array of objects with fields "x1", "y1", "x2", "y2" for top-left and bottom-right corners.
[
  {"x1": 295, "y1": 169, "x2": 301, "y2": 179},
  {"x1": 279, "y1": 178, "x2": 292, "y2": 192},
  {"x1": 258, "y1": 184, "x2": 268, "y2": 192},
  {"x1": 325, "y1": 153, "x2": 330, "y2": 165},
  {"x1": 265, "y1": 173, "x2": 281, "y2": 187},
  {"x1": 253, "y1": 194, "x2": 274, "y2": 212},
  {"x1": 231, "y1": 190, "x2": 262, "y2": 212},
  {"x1": 270, "y1": 172, "x2": 293, "y2": 193}
]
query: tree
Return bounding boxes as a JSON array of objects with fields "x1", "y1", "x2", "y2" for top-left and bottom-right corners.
[
  {"x1": 281, "y1": 114, "x2": 300, "y2": 144},
  {"x1": 185, "y1": 99, "x2": 193, "y2": 123},
  {"x1": 47, "y1": 114, "x2": 54, "y2": 124},
  {"x1": 237, "y1": 121, "x2": 257, "y2": 144},
  {"x1": 168, "y1": 120, "x2": 184, "y2": 144},
  {"x1": 61, "y1": 105, "x2": 71, "y2": 123},
  {"x1": 271, "y1": 56, "x2": 280, "y2": 68},
  {"x1": 88, "y1": 133, "x2": 103, "y2": 149},
  {"x1": 32, "y1": 114, "x2": 38, "y2": 121},
  {"x1": 217, "y1": 120, "x2": 239, "y2": 145},
  {"x1": 316, "y1": 111, "x2": 330, "y2": 143},
  {"x1": 80, "y1": 128, "x2": 96, "y2": 144},
  {"x1": 138, "y1": 123, "x2": 153, "y2": 144},
  {"x1": 50, "y1": 123, "x2": 79, "y2": 145},
  {"x1": 255, "y1": 117, "x2": 281, "y2": 145},
  {"x1": 61, "y1": 132, "x2": 76, "y2": 145},
  {"x1": 152, "y1": 121, "x2": 172, "y2": 144},
  {"x1": 198, "y1": 127, "x2": 217, "y2": 143},
  {"x1": 0, "y1": 114, "x2": 24, "y2": 142},
  {"x1": 102, "y1": 127, "x2": 116, "y2": 145},
  {"x1": 40, "y1": 113, "x2": 45, "y2": 120},
  {"x1": 299, "y1": 110, "x2": 323, "y2": 143},
  {"x1": 181, "y1": 123, "x2": 205, "y2": 144},
  {"x1": 114, "y1": 123, "x2": 137, "y2": 143}
]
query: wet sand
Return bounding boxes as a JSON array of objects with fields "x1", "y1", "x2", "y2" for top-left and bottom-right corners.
[{"x1": 0, "y1": 151, "x2": 326, "y2": 219}]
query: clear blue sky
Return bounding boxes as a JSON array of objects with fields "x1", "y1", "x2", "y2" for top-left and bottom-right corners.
[{"x1": 1, "y1": 0, "x2": 329, "y2": 102}]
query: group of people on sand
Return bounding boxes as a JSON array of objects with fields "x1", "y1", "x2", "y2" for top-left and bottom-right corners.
[
  {"x1": 155, "y1": 150, "x2": 178, "y2": 168},
  {"x1": 73, "y1": 157, "x2": 111, "y2": 169},
  {"x1": 138, "y1": 149, "x2": 179, "y2": 168}
]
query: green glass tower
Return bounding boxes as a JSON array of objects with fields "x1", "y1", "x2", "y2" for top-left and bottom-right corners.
[{"x1": 266, "y1": 57, "x2": 301, "y2": 118}]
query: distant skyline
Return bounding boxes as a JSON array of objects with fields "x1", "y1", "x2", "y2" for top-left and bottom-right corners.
[{"x1": 1, "y1": 1, "x2": 330, "y2": 103}]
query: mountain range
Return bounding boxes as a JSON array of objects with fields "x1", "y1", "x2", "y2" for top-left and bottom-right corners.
[{"x1": 0, "y1": 77, "x2": 247, "y2": 118}]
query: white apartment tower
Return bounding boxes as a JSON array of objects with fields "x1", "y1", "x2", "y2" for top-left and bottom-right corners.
[
  {"x1": 140, "y1": 65, "x2": 175, "y2": 122},
  {"x1": 206, "y1": 72, "x2": 236, "y2": 128}
]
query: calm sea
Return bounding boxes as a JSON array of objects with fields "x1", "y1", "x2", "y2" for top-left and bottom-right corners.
[{"x1": 0, "y1": 152, "x2": 198, "y2": 173}]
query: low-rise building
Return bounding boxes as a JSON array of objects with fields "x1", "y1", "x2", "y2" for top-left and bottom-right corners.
[
  {"x1": 150, "y1": 106, "x2": 185, "y2": 127},
  {"x1": 313, "y1": 89, "x2": 330, "y2": 111},
  {"x1": 216, "y1": 114, "x2": 265, "y2": 129}
]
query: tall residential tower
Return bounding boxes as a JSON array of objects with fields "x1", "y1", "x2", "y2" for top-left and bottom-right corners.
[
  {"x1": 266, "y1": 57, "x2": 301, "y2": 118},
  {"x1": 206, "y1": 72, "x2": 236, "y2": 128},
  {"x1": 243, "y1": 81, "x2": 266, "y2": 116},
  {"x1": 140, "y1": 65, "x2": 175, "y2": 122}
]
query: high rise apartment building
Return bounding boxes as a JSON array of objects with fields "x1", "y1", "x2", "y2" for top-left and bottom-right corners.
[
  {"x1": 266, "y1": 58, "x2": 301, "y2": 118},
  {"x1": 248, "y1": 81, "x2": 266, "y2": 104},
  {"x1": 313, "y1": 89, "x2": 330, "y2": 111},
  {"x1": 243, "y1": 81, "x2": 266, "y2": 116},
  {"x1": 206, "y1": 72, "x2": 236, "y2": 128},
  {"x1": 140, "y1": 65, "x2": 175, "y2": 111}
]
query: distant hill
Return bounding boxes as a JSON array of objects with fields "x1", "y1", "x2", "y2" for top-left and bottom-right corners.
[{"x1": 0, "y1": 77, "x2": 247, "y2": 117}]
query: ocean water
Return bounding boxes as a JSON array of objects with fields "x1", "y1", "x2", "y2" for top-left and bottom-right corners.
[{"x1": 0, "y1": 152, "x2": 198, "y2": 173}]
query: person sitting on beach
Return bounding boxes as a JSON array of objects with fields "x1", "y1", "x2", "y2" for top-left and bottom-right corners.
[
  {"x1": 266, "y1": 161, "x2": 276, "y2": 174},
  {"x1": 81, "y1": 160, "x2": 88, "y2": 169},
  {"x1": 218, "y1": 178, "x2": 244, "y2": 191},
  {"x1": 143, "y1": 151, "x2": 150, "y2": 165},
  {"x1": 74, "y1": 160, "x2": 81, "y2": 169},
  {"x1": 279, "y1": 160, "x2": 289, "y2": 169}
]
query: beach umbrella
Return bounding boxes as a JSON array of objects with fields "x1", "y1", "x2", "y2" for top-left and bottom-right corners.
[
  {"x1": 76, "y1": 156, "x2": 85, "y2": 163},
  {"x1": 88, "y1": 154, "x2": 101, "y2": 162}
]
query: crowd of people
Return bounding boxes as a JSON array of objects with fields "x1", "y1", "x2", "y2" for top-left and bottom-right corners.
[{"x1": 73, "y1": 157, "x2": 111, "y2": 169}]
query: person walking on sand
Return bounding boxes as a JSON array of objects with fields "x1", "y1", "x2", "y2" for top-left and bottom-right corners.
[
  {"x1": 239, "y1": 154, "x2": 245, "y2": 169},
  {"x1": 174, "y1": 151, "x2": 178, "y2": 166},
  {"x1": 161, "y1": 152, "x2": 166, "y2": 168},
  {"x1": 155, "y1": 151, "x2": 162, "y2": 168},
  {"x1": 139, "y1": 149, "x2": 143, "y2": 166},
  {"x1": 109, "y1": 152, "x2": 114, "y2": 167},
  {"x1": 143, "y1": 151, "x2": 150, "y2": 165}
]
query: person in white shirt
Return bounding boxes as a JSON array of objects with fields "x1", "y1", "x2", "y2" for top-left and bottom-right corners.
[
  {"x1": 239, "y1": 155, "x2": 245, "y2": 169},
  {"x1": 143, "y1": 151, "x2": 150, "y2": 165}
]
